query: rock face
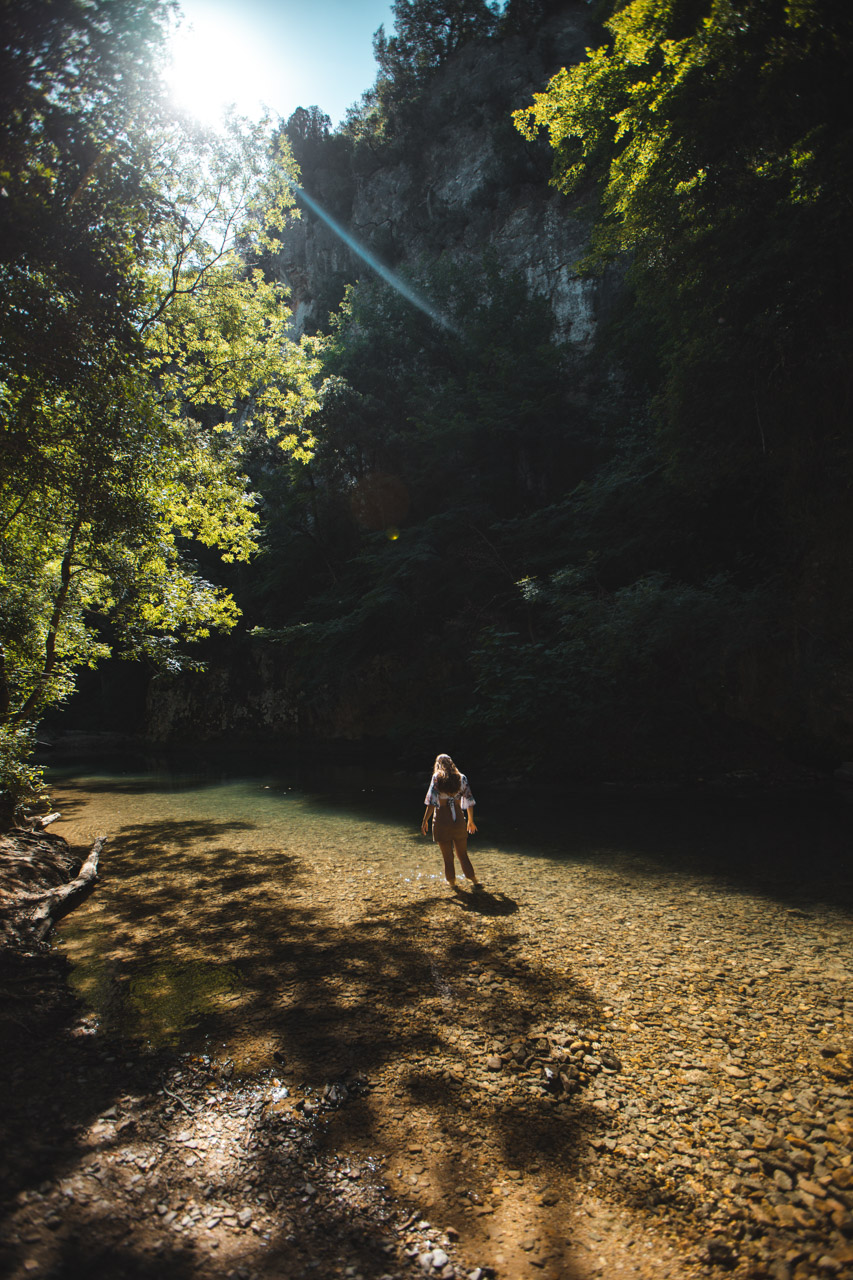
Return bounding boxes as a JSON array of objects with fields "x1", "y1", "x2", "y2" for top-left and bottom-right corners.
[
  {"x1": 278, "y1": 7, "x2": 614, "y2": 348},
  {"x1": 145, "y1": 645, "x2": 300, "y2": 745},
  {"x1": 144, "y1": 642, "x2": 412, "y2": 746}
]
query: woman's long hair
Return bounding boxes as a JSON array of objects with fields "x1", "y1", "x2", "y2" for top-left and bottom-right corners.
[{"x1": 433, "y1": 753, "x2": 462, "y2": 794}]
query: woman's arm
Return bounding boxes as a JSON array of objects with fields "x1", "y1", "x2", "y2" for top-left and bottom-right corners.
[
  {"x1": 461, "y1": 775, "x2": 477, "y2": 833},
  {"x1": 421, "y1": 805, "x2": 434, "y2": 834}
]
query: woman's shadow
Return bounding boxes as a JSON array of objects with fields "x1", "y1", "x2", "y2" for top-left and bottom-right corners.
[{"x1": 450, "y1": 885, "x2": 518, "y2": 916}]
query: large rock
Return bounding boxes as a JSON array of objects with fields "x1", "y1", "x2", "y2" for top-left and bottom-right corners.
[{"x1": 278, "y1": 7, "x2": 618, "y2": 347}]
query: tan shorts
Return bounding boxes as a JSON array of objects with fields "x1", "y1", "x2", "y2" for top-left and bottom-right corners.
[{"x1": 432, "y1": 805, "x2": 467, "y2": 845}]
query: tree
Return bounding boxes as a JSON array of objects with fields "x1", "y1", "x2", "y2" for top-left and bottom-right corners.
[
  {"x1": 506, "y1": 0, "x2": 853, "y2": 765},
  {"x1": 514, "y1": 0, "x2": 853, "y2": 477},
  {"x1": 373, "y1": 0, "x2": 499, "y2": 120},
  {"x1": 240, "y1": 255, "x2": 584, "y2": 754},
  {"x1": 0, "y1": 0, "x2": 323, "y2": 819},
  {"x1": 284, "y1": 105, "x2": 332, "y2": 165}
]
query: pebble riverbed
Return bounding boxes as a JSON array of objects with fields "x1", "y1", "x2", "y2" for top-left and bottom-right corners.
[{"x1": 1, "y1": 778, "x2": 851, "y2": 1280}]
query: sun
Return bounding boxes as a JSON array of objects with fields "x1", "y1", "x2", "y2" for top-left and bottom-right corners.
[{"x1": 165, "y1": 7, "x2": 278, "y2": 126}]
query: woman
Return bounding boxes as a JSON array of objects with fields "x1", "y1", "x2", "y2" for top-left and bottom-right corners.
[{"x1": 421, "y1": 753, "x2": 479, "y2": 889}]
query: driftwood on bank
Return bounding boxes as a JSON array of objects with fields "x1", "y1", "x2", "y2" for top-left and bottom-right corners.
[
  {"x1": 28, "y1": 838, "x2": 104, "y2": 942},
  {"x1": 0, "y1": 827, "x2": 105, "y2": 949},
  {"x1": 33, "y1": 812, "x2": 62, "y2": 830}
]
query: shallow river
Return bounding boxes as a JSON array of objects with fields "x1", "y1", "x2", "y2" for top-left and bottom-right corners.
[{"x1": 48, "y1": 755, "x2": 852, "y2": 1063}]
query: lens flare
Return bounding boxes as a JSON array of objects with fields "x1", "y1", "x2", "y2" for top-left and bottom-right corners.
[
  {"x1": 351, "y1": 473, "x2": 409, "y2": 531},
  {"x1": 288, "y1": 181, "x2": 458, "y2": 334}
]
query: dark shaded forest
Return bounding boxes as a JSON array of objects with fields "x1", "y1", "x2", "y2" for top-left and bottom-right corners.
[{"x1": 3, "y1": 0, "x2": 853, "y2": 818}]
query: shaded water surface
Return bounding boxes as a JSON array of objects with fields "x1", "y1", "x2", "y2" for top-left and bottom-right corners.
[{"x1": 49, "y1": 757, "x2": 853, "y2": 1061}]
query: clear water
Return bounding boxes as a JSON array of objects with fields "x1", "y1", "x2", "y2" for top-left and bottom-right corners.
[
  {"x1": 48, "y1": 756, "x2": 518, "y2": 1060},
  {"x1": 48, "y1": 756, "x2": 852, "y2": 1066}
]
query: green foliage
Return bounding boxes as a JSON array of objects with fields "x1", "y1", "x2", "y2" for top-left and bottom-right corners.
[
  {"x1": 337, "y1": 0, "x2": 502, "y2": 145},
  {"x1": 239, "y1": 0, "x2": 853, "y2": 773},
  {"x1": 469, "y1": 567, "x2": 775, "y2": 774},
  {"x1": 239, "y1": 258, "x2": 581, "y2": 725},
  {"x1": 501, "y1": 0, "x2": 853, "y2": 765},
  {"x1": 13, "y1": 0, "x2": 852, "y2": 782},
  {"x1": 0, "y1": 0, "x2": 324, "y2": 807},
  {"x1": 514, "y1": 0, "x2": 853, "y2": 473},
  {"x1": 284, "y1": 106, "x2": 332, "y2": 166},
  {"x1": 499, "y1": 0, "x2": 573, "y2": 35},
  {"x1": 0, "y1": 723, "x2": 48, "y2": 828}
]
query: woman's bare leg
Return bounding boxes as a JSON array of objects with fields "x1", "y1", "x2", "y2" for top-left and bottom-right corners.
[
  {"x1": 438, "y1": 842, "x2": 457, "y2": 886},
  {"x1": 453, "y1": 837, "x2": 476, "y2": 883}
]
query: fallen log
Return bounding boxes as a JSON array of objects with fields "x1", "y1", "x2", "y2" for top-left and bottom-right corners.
[
  {"x1": 33, "y1": 812, "x2": 62, "y2": 830},
  {"x1": 29, "y1": 837, "x2": 105, "y2": 942}
]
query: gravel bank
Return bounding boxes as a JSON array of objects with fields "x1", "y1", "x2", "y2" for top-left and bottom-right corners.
[{"x1": 1, "y1": 802, "x2": 851, "y2": 1280}]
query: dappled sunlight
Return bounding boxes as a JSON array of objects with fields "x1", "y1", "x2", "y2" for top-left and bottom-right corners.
[
  {"x1": 0, "y1": 764, "x2": 847, "y2": 1278},
  {"x1": 20, "y1": 766, "x2": 624, "y2": 1277}
]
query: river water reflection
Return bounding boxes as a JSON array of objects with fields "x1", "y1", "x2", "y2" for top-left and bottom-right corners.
[{"x1": 48, "y1": 755, "x2": 852, "y2": 1060}]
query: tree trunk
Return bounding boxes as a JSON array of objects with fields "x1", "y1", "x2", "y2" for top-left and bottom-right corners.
[
  {"x1": 27, "y1": 837, "x2": 104, "y2": 942},
  {"x1": 16, "y1": 517, "x2": 82, "y2": 721},
  {"x1": 33, "y1": 812, "x2": 62, "y2": 830}
]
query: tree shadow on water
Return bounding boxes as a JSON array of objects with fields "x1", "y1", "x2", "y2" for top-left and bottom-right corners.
[
  {"x1": 1, "y1": 811, "x2": 603, "y2": 1279},
  {"x1": 241, "y1": 887, "x2": 601, "y2": 1277}
]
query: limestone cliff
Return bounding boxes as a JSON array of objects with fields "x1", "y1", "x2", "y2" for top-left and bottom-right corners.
[
  {"x1": 277, "y1": 6, "x2": 615, "y2": 348},
  {"x1": 144, "y1": 643, "x2": 407, "y2": 746}
]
